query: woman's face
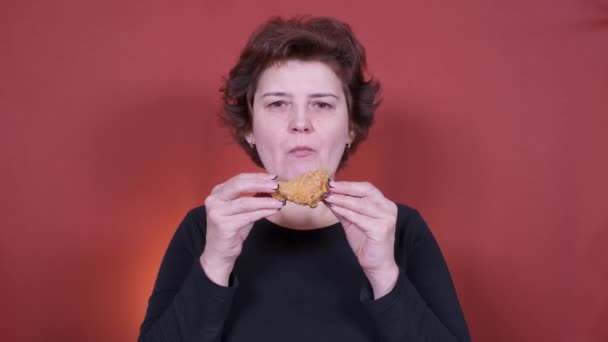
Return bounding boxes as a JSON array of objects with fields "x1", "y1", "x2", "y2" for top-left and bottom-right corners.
[{"x1": 248, "y1": 60, "x2": 353, "y2": 181}]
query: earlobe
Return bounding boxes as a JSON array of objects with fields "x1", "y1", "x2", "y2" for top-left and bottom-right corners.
[
  {"x1": 245, "y1": 133, "x2": 255, "y2": 149},
  {"x1": 348, "y1": 130, "x2": 356, "y2": 145}
]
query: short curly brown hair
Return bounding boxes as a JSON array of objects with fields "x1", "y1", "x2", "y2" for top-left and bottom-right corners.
[{"x1": 219, "y1": 16, "x2": 381, "y2": 169}]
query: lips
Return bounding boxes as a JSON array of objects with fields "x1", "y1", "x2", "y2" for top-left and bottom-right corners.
[{"x1": 289, "y1": 146, "x2": 315, "y2": 157}]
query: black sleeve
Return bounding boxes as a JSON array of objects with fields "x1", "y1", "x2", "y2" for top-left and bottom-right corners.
[
  {"x1": 138, "y1": 207, "x2": 238, "y2": 342},
  {"x1": 361, "y1": 208, "x2": 471, "y2": 341}
]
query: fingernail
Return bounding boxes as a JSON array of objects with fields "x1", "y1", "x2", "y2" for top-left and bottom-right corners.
[
  {"x1": 326, "y1": 202, "x2": 334, "y2": 207},
  {"x1": 322, "y1": 192, "x2": 331, "y2": 199},
  {"x1": 328, "y1": 181, "x2": 336, "y2": 188},
  {"x1": 281, "y1": 200, "x2": 287, "y2": 206},
  {"x1": 271, "y1": 183, "x2": 279, "y2": 190},
  {"x1": 271, "y1": 175, "x2": 278, "y2": 180}
]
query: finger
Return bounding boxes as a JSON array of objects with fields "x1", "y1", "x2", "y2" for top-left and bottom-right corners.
[
  {"x1": 329, "y1": 205, "x2": 365, "y2": 252},
  {"x1": 215, "y1": 178, "x2": 279, "y2": 201},
  {"x1": 325, "y1": 201, "x2": 350, "y2": 224},
  {"x1": 324, "y1": 193, "x2": 384, "y2": 219},
  {"x1": 213, "y1": 172, "x2": 277, "y2": 195},
  {"x1": 222, "y1": 196, "x2": 285, "y2": 216},
  {"x1": 232, "y1": 207, "x2": 281, "y2": 226},
  {"x1": 329, "y1": 181, "x2": 383, "y2": 200},
  {"x1": 326, "y1": 204, "x2": 376, "y2": 233}
]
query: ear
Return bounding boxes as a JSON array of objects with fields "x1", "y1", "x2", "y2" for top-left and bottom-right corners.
[
  {"x1": 245, "y1": 132, "x2": 254, "y2": 145},
  {"x1": 348, "y1": 129, "x2": 356, "y2": 145}
]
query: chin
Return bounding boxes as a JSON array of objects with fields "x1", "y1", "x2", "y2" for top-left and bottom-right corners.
[
  {"x1": 281, "y1": 162, "x2": 325, "y2": 181},
  {"x1": 265, "y1": 155, "x2": 337, "y2": 181}
]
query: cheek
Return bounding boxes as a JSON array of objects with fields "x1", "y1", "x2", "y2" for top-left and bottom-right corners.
[
  {"x1": 251, "y1": 113, "x2": 273, "y2": 140},
  {"x1": 327, "y1": 137, "x2": 347, "y2": 157},
  {"x1": 253, "y1": 122, "x2": 279, "y2": 144},
  {"x1": 319, "y1": 124, "x2": 349, "y2": 155},
  {"x1": 321, "y1": 118, "x2": 350, "y2": 142},
  {"x1": 252, "y1": 119, "x2": 284, "y2": 160}
]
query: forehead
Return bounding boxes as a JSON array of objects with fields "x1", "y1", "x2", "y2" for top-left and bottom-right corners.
[{"x1": 255, "y1": 60, "x2": 343, "y2": 95}]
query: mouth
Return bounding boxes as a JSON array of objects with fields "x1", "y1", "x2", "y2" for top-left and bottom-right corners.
[{"x1": 288, "y1": 146, "x2": 315, "y2": 158}]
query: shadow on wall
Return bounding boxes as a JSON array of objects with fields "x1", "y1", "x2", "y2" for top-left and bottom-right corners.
[
  {"x1": 85, "y1": 87, "x2": 227, "y2": 213},
  {"x1": 58, "y1": 87, "x2": 233, "y2": 342}
]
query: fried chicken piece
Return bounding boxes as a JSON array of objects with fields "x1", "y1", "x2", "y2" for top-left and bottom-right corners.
[{"x1": 272, "y1": 170, "x2": 329, "y2": 208}]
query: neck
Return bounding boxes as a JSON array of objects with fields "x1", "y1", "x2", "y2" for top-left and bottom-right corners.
[{"x1": 267, "y1": 201, "x2": 339, "y2": 230}]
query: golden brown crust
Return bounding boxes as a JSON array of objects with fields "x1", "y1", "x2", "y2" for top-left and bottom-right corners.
[{"x1": 272, "y1": 170, "x2": 329, "y2": 207}]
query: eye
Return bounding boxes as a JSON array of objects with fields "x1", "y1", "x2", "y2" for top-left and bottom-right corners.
[
  {"x1": 268, "y1": 100, "x2": 288, "y2": 108},
  {"x1": 313, "y1": 101, "x2": 333, "y2": 109}
]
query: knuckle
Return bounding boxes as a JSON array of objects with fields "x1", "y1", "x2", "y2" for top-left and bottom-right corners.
[
  {"x1": 232, "y1": 181, "x2": 247, "y2": 194},
  {"x1": 204, "y1": 195, "x2": 214, "y2": 207},
  {"x1": 234, "y1": 198, "x2": 248, "y2": 212},
  {"x1": 234, "y1": 198, "x2": 250, "y2": 211},
  {"x1": 389, "y1": 201, "x2": 397, "y2": 214},
  {"x1": 206, "y1": 205, "x2": 219, "y2": 218}
]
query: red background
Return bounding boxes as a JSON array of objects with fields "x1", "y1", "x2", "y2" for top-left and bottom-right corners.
[{"x1": 2, "y1": 1, "x2": 607, "y2": 341}]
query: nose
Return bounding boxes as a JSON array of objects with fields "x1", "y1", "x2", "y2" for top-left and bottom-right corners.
[{"x1": 289, "y1": 106, "x2": 313, "y2": 133}]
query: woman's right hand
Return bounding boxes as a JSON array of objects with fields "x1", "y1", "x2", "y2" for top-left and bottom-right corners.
[{"x1": 199, "y1": 173, "x2": 284, "y2": 286}]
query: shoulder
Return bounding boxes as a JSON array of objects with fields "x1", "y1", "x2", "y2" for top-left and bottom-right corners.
[
  {"x1": 394, "y1": 202, "x2": 427, "y2": 234},
  {"x1": 395, "y1": 202, "x2": 420, "y2": 222},
  {"x1": 184, "y1": 205, "x2": 207, "y2": 225},
  {"x1": 170, "y1": 206, "x2": 208, "y2": 253},
  {"x1": 393, "y1": 202, "x2": 438, "y2": 259},
  {"x1": 182, "y1": 205, "x2": 207, "y2": 234}
]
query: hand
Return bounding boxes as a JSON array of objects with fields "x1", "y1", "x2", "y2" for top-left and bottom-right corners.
[
  {"x1": 200, "y1": 173, "x2": 285, "y2": 286},
  {"x1": 323, "y1": 180, "x2": 399, "y2": 299}
]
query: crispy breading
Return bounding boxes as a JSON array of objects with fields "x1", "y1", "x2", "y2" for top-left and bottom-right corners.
[{"x1": 272, "y1": 170, "x2": 329, "y2": 208}]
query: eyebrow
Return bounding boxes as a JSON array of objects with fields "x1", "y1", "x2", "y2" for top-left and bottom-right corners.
[
  {"x1": 309, "y1": 93, "x2": 339, "y2": 99},
  {"x1": 261, "y1": 92, "x2": 291, "y2": 98},
  {"x1": 260, "y1": 92, "x2": 339, "y2": 99}
]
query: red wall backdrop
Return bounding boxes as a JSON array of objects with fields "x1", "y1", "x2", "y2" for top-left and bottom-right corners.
[{"x1": 2, "y1": 1, "x2": 607, "y2": 341}]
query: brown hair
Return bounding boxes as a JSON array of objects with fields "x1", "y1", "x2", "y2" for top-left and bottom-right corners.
[{"x1": 220, "y1": 16, "x2": 381, "y2": 169}]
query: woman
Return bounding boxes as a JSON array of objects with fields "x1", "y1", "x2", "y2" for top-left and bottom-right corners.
[{"x1": 138, "y1": 16, "x2": 471, "y2": 342}]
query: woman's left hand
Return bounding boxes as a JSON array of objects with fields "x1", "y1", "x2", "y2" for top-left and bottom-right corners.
[{"x1": 323, "y1": 180, "x2": 399, "y2": 299}]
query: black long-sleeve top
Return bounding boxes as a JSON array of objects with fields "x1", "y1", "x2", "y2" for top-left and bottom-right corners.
[{"x1": 138, "y1": 204, "x2": 471, "y2": 341}]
